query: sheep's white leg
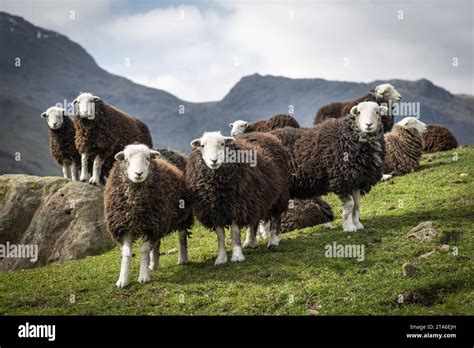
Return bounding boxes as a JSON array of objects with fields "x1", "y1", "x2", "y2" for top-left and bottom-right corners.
[
  {"x1": 257, "y1": 220, "x2": 271, "y2": 240},
  {"x1": 116, "y1": 235, "x2": 132, "y2": 288},
  {"x1": 342, "y1": 196, "x2": 357, "y2": 232},
  {"x1": 89, "y1": 155, "x2": 103, "y2": 185},
  {"x1": 178, "y1": 229, "x2": 189, "y2": 264},
  {"x1": 381, "y1": 174, "x2": 393, "y2": 181},
  {"x1": 149, "y1": 240, "x2": 160, "y2": 271},
  {"x1": 62, "y1": 164, "x2": 70, "y2": 179},
  {"x1": 267, "y1": 216, "x2": 281, "y2": 249},
  {"x1": 70, "y1": 162, "x2": 78, "y2": 181},
  {"x1": 243, "y1": 224, "x2": 257, "y2": 248},
  {"x1": 80, "y1": 154, "x2": 90, "y2": 182},
  {"x1": 214, "y1": 227, "x2": 227, "y2": 265},
  {"x1": 138, "y1": 240, "x2": 151, "y2": 284},
  {"x1": 231, "y1": 222, "x2": 245, "y2": 262},
  {"x1": 352, "y1": 189, "x2": 364, "y2": 230}
]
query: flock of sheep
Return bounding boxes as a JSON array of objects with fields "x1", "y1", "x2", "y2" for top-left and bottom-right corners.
[{"x1": 40, "y1": 85, "x2": 459, "y2": 288}]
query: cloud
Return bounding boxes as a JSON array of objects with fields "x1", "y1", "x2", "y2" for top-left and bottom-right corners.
[{"x1": 2, "y1": 0, "x2": 472, "y2": 101}]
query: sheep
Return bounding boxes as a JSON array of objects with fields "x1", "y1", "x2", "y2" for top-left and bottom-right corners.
[
  {"x1": 104, "y1": 144, "x2": 193, "y2": 288},
  {"x1": 235, "y1": 131, "x2": 291, "y2": 248},
  {"x1": 382, "y1": 117, "x2": 427, "y2": 178},
  {"x1": 271, "y1": 101, "x2": 387, "y2": 232},
  {"x1": 185, "y1": 131, "x2": 289, "y2": 264},
  {"x1": 422, "y1": 124, "x2": 458, "y2": 153},
  {"x1": 314, "y1": 83, "x2": 401, "y2": 132},
  {"x1": 41, "y1": 106, "x2": 81, "y2": 180},
  {"x1": 229, "y1": 114, "x2": 300, "y2": 136},
  {"x1": 280, "y1": 197, "x2": 334, "y2": 233},
  {"x1": 73, "y1": 92, "x2": 153, "y2": 185}
]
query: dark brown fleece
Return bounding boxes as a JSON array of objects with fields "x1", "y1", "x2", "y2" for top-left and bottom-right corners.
[
  {"x1": 237, "y1": 132, "x2": 291, "y2": 217},
  {"x1": 422, "y1": 124, "x2": 458, "y2": 153},
  {"x1": 314, "y1": 92, "x2": 394, "y2": 133},
  {"x1": 246, "y1": 114, "x2": 300, "y2": 133},
  {"x1": 74, "y1": 99, "x2": 153, "y2": 178},
  {"x1": 185, "y1": 138, "x2": 288, "y2": 230},
  {"x1": 281, "y1": 197, "x2": 334, "y2": 233},
  {"x1": 157, "y1": 148, "x2": 188, "y2": 172},
  {"x1": 272, "y1": 114, "x2": 385, "y2": 199},
  {"x1": 49, "y1": 115, "x2": 81, "y2": 167},
  {"x1": 104, "y1": 158, "x2": 192, "y2": 243},
  {"x1": 383, "y1": 125, "x2": 423, "y2": 175}
]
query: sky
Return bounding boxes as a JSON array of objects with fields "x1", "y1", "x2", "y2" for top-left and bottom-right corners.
[{"x1": 1, "y1": 0, "x2": 473, "y2": 102}]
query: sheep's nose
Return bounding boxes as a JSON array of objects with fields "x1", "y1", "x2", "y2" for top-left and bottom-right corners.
[
  {"x1": 53, "y1": 122, "x2": 57, "y2": 126},
  {"x1": 135, "y1": 172, "x2": 143, "y2": 177},
  {"x1": 211, "y1": 159, "x2": 217, "y2": 164},
  {"x1": 366, "y1": 122, "x2": 373, "y2": 127}
]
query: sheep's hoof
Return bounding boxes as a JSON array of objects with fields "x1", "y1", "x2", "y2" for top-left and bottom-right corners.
[
  {"x1": 178, "y1": 258, "x2": 189, "y2": 265},
  {"x1": 354, "y1": 221, "x2": 364, "y2": 230},
  {"x1": 243, "y1": 239, "x2": 257, "y2": 249},
  {"x1": 231, "y1": 247, "x2": 245, "y2": 262},
  {"x1": 138, "y1": 274, "x2": 151, "y2": 284},
  {"x1": 89, "y1": 177, "x2": 100, "y2": 185},
  {"x1": 343, "y1": 223, "x2": 358, "y2": 232},
  {"x1": 214, "y1": 255, "x2": 228, "y2": 265},
  {"x1": 267, "y1": 235, "x2": 280, "y2": 249},
  {"x1": 116, "y1": 278, "x2": 130, "y2": 288}
]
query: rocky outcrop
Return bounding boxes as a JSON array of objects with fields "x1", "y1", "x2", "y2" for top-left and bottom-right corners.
[{"x1": 0, "y1": 174, "x2": 115, "y2": 271}]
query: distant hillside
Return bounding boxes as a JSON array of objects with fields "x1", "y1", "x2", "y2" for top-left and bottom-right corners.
[{"x1": 1, "y1": 11, "x2": 472, "y2": 176}]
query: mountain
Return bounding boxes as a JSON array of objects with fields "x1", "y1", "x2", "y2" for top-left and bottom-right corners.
[{"x1": 1, "y1": 11, "x2": 473, "y2": 176}]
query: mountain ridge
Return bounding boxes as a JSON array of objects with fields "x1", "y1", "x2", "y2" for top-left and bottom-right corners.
[{"x1": 0, "y1": 11, "x2": 472, "y2": 176}]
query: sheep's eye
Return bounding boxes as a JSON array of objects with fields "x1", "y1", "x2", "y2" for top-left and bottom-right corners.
[{"x1": 240, "y1": 125, "x2": 245, "y2": 128}]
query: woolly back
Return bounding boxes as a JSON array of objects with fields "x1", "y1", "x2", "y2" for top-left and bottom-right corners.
[
  {"x1": 422, "y1": 124, "x2": 458, "y2": 153},
  {"x1": 384, "y1": 125, "x2": 423, "y2": 174}
]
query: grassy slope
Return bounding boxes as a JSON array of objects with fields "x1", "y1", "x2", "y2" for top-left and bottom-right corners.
[{"x1": 0, "y1": 147, "x2": 473, "y2": 315}]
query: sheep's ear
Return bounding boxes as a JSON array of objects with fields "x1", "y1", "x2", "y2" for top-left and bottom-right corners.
[
  {"x1": 149, "y1": 150, "x2": 161, "y2": 158},
  {"x1": 224, "y1": 136, "x2": 235, "y2": 145},
  {"x1": 92, "y1": 95, "x2": 101, "y2": 102},
  {"x1": 41, "y1": 112, "x2": 47, "y2": 118},
  {"x1": 380, "y1": 106, "x2": 389, "y2": 116},
  {"x1": 229, "y1": 122, "x2": 233, "y2": 128},
  {"x1": 350, "y1": 106, "x2": 359, "y2": 116},
  {"x1": 191, "y1": 139, "x2": 201, "y2": 148},
  {"x1": 114, "y1": 151, "x2": 125, "y2": 161},
  {"x1": 243, "y1": 122, "x2": 248, "y2": 128}
]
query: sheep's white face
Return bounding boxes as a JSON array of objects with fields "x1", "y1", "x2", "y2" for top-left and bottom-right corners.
[
  {"x1": 114, "y1": 144, "x2": 160, "y2": 183},
  {"x1": 41, "y1": 106, "x2": 65, "y2": 130},
  {"x1": 73, "y1": 92, "x2": 98, "y2": 120},
  {"x1": 397, "y1": 117, "x2": 427, "y2": 134},
  {"x1": 229, "y1": 120, "x2": 248, "y2": 136},
  {"x1": 191, "y1": 131, "x2": 234, "y2": 170},
  {"x1": 374, "y1": 83, "x2": 401, "y2": 102},
  {"x1": 351, "y1": 102, "x2": 387, "y2": 134}
]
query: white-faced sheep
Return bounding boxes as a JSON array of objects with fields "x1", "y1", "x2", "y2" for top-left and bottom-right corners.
[
  {"x1": 314, "y1": 83, "x2": 401, "y2": 133},
  {"x1": 185, "y1": 131, "x2": 289, "y2": 265},
  {"x1": 104, "y1": 144, "x2": 193, "y2": 288},
  {"x1": 382, "y1": 117, "x2": 427, "y2": 179},
  {"x1": 271, "y1": 101, "x2": 387, "y2": 232},
  {"x1": 230, "y1": 114, "x2": 300, "y2": 136},
  {"x1": 73, "y1": 92, "x2": 153, "y2": 185},
  {"x1": 41, "y1": 106, "x2": 81, "y2": 180},
  {"x1": 422, "y1": 124, "x2": 458, "y2": 153}
]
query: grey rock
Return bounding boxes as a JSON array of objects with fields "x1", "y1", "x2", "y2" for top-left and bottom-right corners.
[{"x1": 0, "y1": 174, "x2": 114, "y2": 271}]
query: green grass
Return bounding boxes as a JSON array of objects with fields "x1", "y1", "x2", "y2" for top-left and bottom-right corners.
[{"x1": 0, "y1": 147, "x2": 473, "y2": 315}]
